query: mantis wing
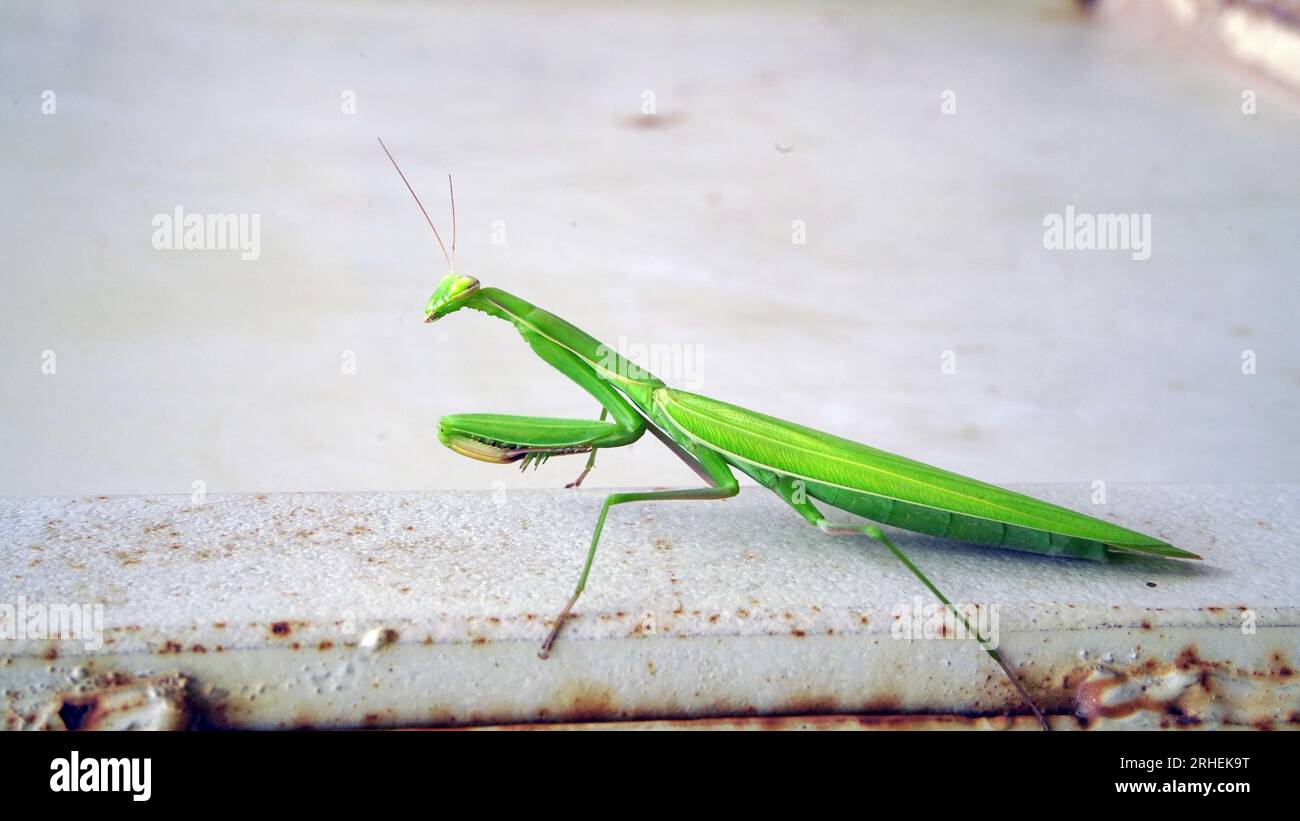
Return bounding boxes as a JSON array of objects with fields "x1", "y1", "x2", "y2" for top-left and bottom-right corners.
[{"x1": 656, "y1": 389, "x2": 1199, "y2": 561}]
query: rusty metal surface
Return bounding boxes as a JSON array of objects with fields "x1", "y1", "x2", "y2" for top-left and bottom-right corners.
[
  {"x1": 460, "y1": 715, "x2": 1053, "y2": 731},
  {"x1": 2, "y1": 485, "x2": 1298, "y2": 730},
  {"x1": 27, "y1": 674, "x2": 192, "y2": 731}
]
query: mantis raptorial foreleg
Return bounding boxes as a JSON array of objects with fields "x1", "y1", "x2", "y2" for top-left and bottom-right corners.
[
  {"x1": 565, "y1": 408, "x2": 607, "y2": 489},
  {"x1": 440, "y1": 412, "x2": 640, "y2": 467},
  {"x1": 524, "y1": 334, "x2": 646, "y2": 439},
  {"x1": 440, "y1": 336, "x2": 647, "y2": 465},
  {"x1": 539, "y1": 448, "x2": 739, "y2": 658}
]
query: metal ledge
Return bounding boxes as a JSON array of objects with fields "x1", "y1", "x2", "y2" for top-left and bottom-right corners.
[{"x1": 2, "y1": 485, "x2": 1298, "y2": 729}]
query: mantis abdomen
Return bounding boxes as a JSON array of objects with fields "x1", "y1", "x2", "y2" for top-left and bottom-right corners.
[
  {"x1": 658, "y1": 388, "x2": 1193, "y2": 562},
  {"x1": 800, "y1": 481, "x2": 1111, "y2": 561},
  {"x1": 723, "y1": 451, "x2": 1110, "y2": 560}
]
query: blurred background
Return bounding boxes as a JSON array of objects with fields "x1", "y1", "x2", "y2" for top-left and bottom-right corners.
[{"x1": 1, "y1": 0, "x2": 1297, "y2": 497}]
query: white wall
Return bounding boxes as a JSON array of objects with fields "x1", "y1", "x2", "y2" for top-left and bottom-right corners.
[{"x1": 2, "y1": 1, "x2": 1296, "y2": 496}]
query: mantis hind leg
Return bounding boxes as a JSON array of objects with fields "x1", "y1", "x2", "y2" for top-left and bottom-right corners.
[
  {"x1": 539, "y1": 448, "x2": 739, "y2": 658},
  {"x1": 761, "y1": 473, "x2": 1050, "y2": 731}
]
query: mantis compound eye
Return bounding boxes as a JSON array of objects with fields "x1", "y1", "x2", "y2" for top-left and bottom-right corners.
[{"x1": 445, "y1": 275, "x2": 479, "y2": 297}]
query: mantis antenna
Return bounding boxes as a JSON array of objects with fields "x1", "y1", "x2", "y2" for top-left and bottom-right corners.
[
  {"x1": 448, "y1": 174, "x2": 457, "y2": 273},
  {"x1": 378, "y1": 137, "x2": 454, "y2": 274}
]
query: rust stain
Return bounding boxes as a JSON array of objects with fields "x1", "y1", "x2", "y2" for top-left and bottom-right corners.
[
  {"x1": 440, "y1": 713, "x2": 1054, "y2": 731},
  {"x1": 777, "y1": 693, "x2": 841, "y2": 716},
  {"x1": 550, "y1": 681, "x2": 618, "y2": 722}
]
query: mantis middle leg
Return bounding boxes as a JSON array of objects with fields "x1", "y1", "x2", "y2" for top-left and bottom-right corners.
[
  {"x1": 539, "y1": 447, "x2": 739, "y2": 658},
  {"x1": 565, "y1": 408, "x2": 607, "y2": 489}
]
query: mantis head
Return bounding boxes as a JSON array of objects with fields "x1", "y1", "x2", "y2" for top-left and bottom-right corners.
[
  {"x1": 378, "y1": 138, "x2": 474, "y2": 323},
  {"x1": 424, "y1": 274, "x2": 480, "y2": 322}
]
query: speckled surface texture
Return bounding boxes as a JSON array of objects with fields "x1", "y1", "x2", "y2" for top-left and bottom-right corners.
[
  {"x1": 4, "y1": 484, "x2": 1297, "y2": 648},
  {"x1": 2, "y1": 486, "x2": 1297, "y2": 729}
]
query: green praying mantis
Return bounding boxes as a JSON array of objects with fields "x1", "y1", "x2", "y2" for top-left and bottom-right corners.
[{"x1": 380, "y1": 140, "x2": 1200, "y2": 729}]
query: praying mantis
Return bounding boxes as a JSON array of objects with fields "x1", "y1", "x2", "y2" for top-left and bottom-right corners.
[{"x1": 380, "y1": 140, "x2": 1201, "y2": 729}]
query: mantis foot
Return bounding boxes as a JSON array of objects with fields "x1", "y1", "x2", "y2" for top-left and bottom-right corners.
[
  {"x1": 565, "y1": 465, "x2": 594, "y2": 489},
  {"x1": 566, "y1": 445, "x2": 600, "y2": 489},
  {"x1": 537, "y1": 589, "x2": 582, "y2": 659}
]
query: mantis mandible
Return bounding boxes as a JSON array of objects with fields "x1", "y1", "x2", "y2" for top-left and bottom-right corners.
[{"x1": 380, "y1": 140, "x2": 1201, "y2": 729}]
